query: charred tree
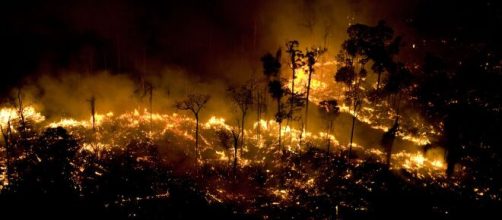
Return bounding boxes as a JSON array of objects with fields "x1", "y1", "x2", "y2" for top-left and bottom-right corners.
[
  {"x1": 285, "y1": 41, "x2": 305, "y2": 125},
  {"x1": 88, "y1": 96, "x2": 96, "y2": 133},
  {"x1": 261, "y1": 49, "x2": 286, "y2": 151},
  {"x1": 176, "y1": 93, "x2": 210, "y2": 164},
  {"x1": 228, "y1": 81, "x2": 254, "y2": 156},
  {"x1": 335, "y1": 51, "x2": 367, "y2": 165},
  {"x1": 304, "y1": 48, "x2": 326, "y2": 135}
]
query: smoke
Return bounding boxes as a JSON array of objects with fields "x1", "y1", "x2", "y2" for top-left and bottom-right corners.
[
  {"x1": 1, "y1": 0, "x2": 426, "y2": 152},
  {"x1": 15, "y1": 69, "x2": 236, "y2": 123}
]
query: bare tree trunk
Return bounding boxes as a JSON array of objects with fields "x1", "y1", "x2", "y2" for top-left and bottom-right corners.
[
  {"x1": 256, "y1": 90, "x2": 261, "y2": 141},
  {"x1": 149, "y1": 86, "x2": 153, "y2": 131},
  {"x1": 304, "y1": 66, "x2": 314, "y2": 137},
  {"x1": 347, "y1": 72, "x2": 361, "y2": 165},
  {"x1": 277, "y1": 99, "x2": 282, "y2": 152},
  {"x1": 89, "y1": 96, "x2": 96, "y2": 132},
  {"x1": 195, "y1": 114, "x2": 199, "y2": 163},
  {"x1": 240, "y1": 112, "x2": 245, "y2": 155},
  {"x1": 348, "y1": 114, "x2": 356, "y2": 164},
  {"x1": 278, "y1": 122, "x2": 282, "y2": 153},
  {"x1": 256, "y1": 88, "x2": 266, "y2": 142},
  {"x1": 17, "y1": 90, "x2": 26, "y2": 136},
  {"x1": 290, "y1": 68, "x2": 295, "y2": 124}
]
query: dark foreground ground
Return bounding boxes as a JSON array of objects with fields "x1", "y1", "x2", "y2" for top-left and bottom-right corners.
[{"x1": 1, "y1": 146, "x2": 500, "y2": 220}]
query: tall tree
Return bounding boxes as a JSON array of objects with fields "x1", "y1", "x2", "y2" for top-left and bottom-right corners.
[
  {"x1": 261, "y1": 50, "x2": 287, "y2": 150},
  {"x1": 87, "y1": 96, "x2": 96, "y2": 132},
  {"x1": 269, "y1": 81, "x2": 287, "y2": 151},
  {"x1": 254, "y1": 81, "x2": 267, "y2": 142},
  {"x1": 382, "y1": 62, "x2": 413, "y2": 120},
  {"x1": 342, "y1": 21, "x2": 401, "y2": 91},
  {"x1": 335, "y1": 50, "x2": 367, "y2": 164},
  {"x1": 176, "y1": 93, "x2": 210, "y2": 163},
  {"x1": 341, "y1": 22, "x2": 410, "y2": 167},
  {"x1": 285, "y1": 41, "x2": 305, "y2": 124},
  {"x1": 304, "y1": 47, "x2": 326, "y2": 134},
  {"x1": 227, "y1": 82, "x2": 254, "y2": 159}
]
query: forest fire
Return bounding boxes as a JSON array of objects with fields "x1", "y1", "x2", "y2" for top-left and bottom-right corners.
[
  {"x1": 1, "y1": 0, "x2": 501, "y2": 219},
  {"x1": 0, "y1": 106, "x2": 446, "y2": 189},
  {"x1": 0, "y1": 70, "x2": 475, "y2": 219}
]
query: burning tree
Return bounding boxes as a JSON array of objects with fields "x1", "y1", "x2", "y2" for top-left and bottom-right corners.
[{"x1": 176, "y1": 93, "x2": 210, "y2": 163}]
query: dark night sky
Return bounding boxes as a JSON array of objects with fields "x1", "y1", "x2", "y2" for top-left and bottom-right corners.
[{"x1": 1, "y1": 0, "x2": 502, "y2": 94}]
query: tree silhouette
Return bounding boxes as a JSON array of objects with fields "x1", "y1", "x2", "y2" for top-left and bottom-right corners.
[
  {"x1": 222, "y1": 126, "x2": 240, "y2": 175},
  {"x1": 15, "y1": 90, "x2": 27, "y2": 136},
  {"x1": 261, "y1": 49, "x2": 287, "y2": 151},
  {"x1": 304, "y1": 47, "x2": 326, "y2": 135},
  {"x1": 253, "y1": 80, "x2": 267, "y2": 142},
  {"x1": 318, "y1": 99, "x2": 340, "y2": 157},
  {"x1": 216, "y1": 129, "x2": 234, "y2": 169},
  {"x1": 87, "y1": 96, "x2": 96, "y2": 132},
  {"x1": 285, "y1": 41, "x2": 305, "y2": 124},
  {"x1": 227, "y1": 82, "x2": 254, "y2": 155},
  {"x1": 176, "y1": 93, "x2": 210, "y2": 164},
  {"x1": 335, "y1": 52, "x2": 366, "y2": 164},
  {"x1": 261, "y1": 49, "x2": 282, "y2": 79},
  {"x1": 140, "y1": 81, "x2": 154, "y2": 131},
  {"x1": 342, "y1": 21, "x2": 401, "y2": 91},
  {"x1": 269, "y1": 80, "x2": 287, "y2": 151},
  {"x1": 382, "y1": 62, "x2": 413, "y2": 120},
  {"x1": 341, "y1": 22, "x2": 410, "y2": 167}
]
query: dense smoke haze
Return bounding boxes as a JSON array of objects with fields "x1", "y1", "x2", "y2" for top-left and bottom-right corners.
[
  {"x1": 1, "y1": 0, "x2": 424, "y2": 123},
  {"x1": 4, "y1": 0, "x2": 499, "y2": 116}
]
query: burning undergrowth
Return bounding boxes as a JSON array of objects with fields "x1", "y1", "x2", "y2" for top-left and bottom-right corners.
[{"x1": 1, "y1": 104, "x2": 488, "y2": 219}]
